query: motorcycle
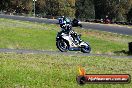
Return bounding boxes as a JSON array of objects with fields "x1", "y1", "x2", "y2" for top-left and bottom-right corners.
[{"x1": 56, "y1": 29, "x2": 91, "y2": 53}]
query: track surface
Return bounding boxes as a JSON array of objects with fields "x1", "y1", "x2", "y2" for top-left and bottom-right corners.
[
  {"x1": 0, "y1": 14, "x2": 132, "y2": 36},
  {"x1": 82, "y1": 23, "x2": 132, "y2": 36},
  {"x1": 0, "y1": 48, "x2": 132, "y2": 59}
]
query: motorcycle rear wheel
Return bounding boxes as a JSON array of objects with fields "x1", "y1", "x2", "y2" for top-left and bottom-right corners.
[{"x1": 56, "y1": 39, "x2": 69, "y2": 52}]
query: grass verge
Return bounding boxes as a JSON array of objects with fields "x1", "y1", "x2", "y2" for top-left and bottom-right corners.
[
  {"x1": 0, "y1": 53, "x2": 132, "y2": 88},
  {"x1": 0, "y1": 18, "x2": 58, "y2": 50}
]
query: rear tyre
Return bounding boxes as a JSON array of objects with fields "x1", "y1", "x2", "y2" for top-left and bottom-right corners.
[{"x1": 56, "y1": 39, "x2": 69, "y2": 52}]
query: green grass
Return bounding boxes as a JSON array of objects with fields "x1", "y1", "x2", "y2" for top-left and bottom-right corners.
[
  {"x1": 0, "y1": 18, "x2": 58, "y2": 50},
  {"x1": 77, "y1": 29, "x2": 132, "y2": 55},
  {"x1": 0, "y1": 53, "x2": 132, "y2": 88},
  {"x1": 0, "y1": 18, "x2": 132, "y2": 88},
  {"x1": 0, "y1": 18, "x2": 132, "y2": 55}
]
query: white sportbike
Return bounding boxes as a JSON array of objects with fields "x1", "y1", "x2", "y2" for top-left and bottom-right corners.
[{"x1": 56, "y1": 30, "x2": 91, "y2": 53}]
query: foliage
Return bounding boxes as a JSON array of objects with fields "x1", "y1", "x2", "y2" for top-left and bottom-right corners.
[
  {"x1": 94, "y1": 0, "x2": 132, "y2": 21},
  {"x1": 0, "y1": 0, "x2": 132, "y2": 21},
  {"x1": 0, "y1": 0, "x2": 10, "y2": 11},
  {"x1": 45, "y1": 0, "x2": 75, "y2": 17},
  {"x1": 75, "y1": 0, "x2": 95, "y2": 19},
  {"x1": 127, "y1": 8, "x2": 132, "y2": 22}
]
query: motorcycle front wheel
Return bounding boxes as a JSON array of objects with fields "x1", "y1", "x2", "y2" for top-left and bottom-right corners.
[
  {"x1": 81, "y1": 44, "x2": 91, "y2": 53},
  {"x1": 56, "y1": 39, "x2": 69, "y2": 52}
]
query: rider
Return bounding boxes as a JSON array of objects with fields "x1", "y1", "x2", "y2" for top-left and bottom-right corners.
[
  {"x1": 59, "y1": 16, "x2": 70, "y2": 29},
  {"x1": 59, "y1": 16, "x2": 81, "y2": 44}
]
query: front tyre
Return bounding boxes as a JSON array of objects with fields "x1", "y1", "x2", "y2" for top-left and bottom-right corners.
[
  {"x1": 81, "y1": 44, "x2": 91, "y2": 53},
  {"x1": 56, "y1": 39, "x2": 69, "y2": 52}
]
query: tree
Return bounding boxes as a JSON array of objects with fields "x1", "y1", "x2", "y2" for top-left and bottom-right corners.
[
  {"x1": 127, "y1": 8, "x2": 132, "y2": 22},
  {"x1": 0, "y1": 0, "x2": 10, "y2": 11},
  {"x1": 45, "y1": 0, "x2": 75, "y2": 17},
  {"x1": 1, "y1": 0, "x2": 132, "y2": 21},
  {"x1": 94, "y1": 0, "x2": 132, "y2": 21},
  {"x1": 75, "y1": 0, "x2": 95, "y2": 19},
  {"x1": 58, "y1": 0, "x2": 75, "y2": 17},
  {"x1": 8, "y1": 0, "x2": 33, "y2": 14},
  {"x1": 36, "y1": 0, "x2": 46, "y2": 15}
]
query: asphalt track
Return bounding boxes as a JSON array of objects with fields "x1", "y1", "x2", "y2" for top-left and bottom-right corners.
[
  {"x1": 0, "y1": 48, "x2": 132, "y2": 59},
  {"x1": 0, "y1": 14, "x2": 132, "y2": 36},
  {"x1": 82, "y1": 23, "x2": 132, "y2": 36}
]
